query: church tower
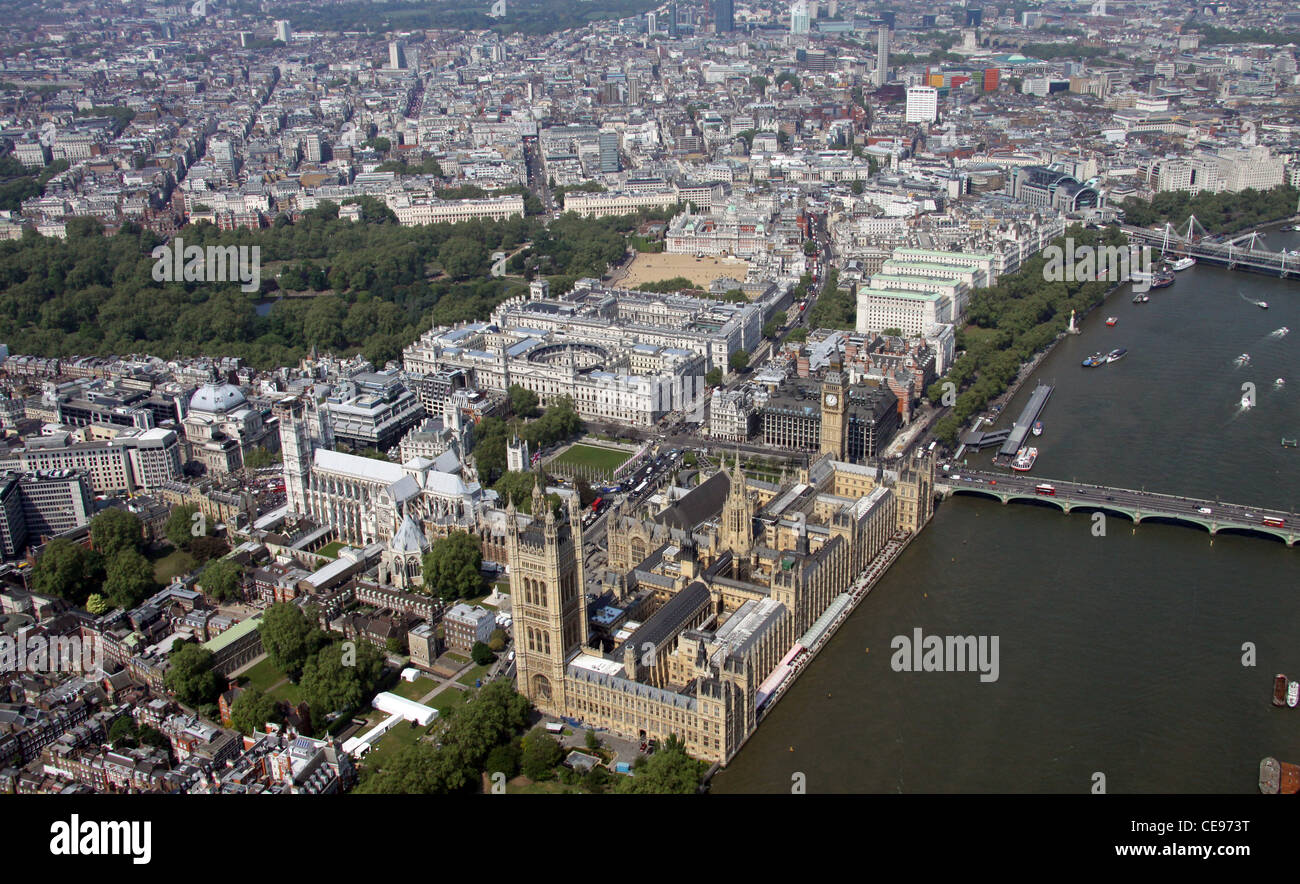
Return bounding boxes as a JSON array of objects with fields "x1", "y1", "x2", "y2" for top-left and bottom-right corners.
[
  {"x1": 507, "y1": 488, "x2": 588, "y2": 717},
  {"x1": 718, "y1": 455, "x2": 755, "y2": 576},
  {"x1": 819, "y1": 370, "x2": 847, "y2": 460},
  {"x1": 275, "y1": 396, "x2": 312, "y2": 517}
]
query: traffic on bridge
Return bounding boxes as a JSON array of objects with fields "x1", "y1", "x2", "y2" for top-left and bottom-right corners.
[{"x1": 938, "y1": 467, "x2": 1297, "y2": 546}]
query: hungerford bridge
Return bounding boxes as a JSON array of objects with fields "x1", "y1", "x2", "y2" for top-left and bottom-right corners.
[
  {"x1": 1119, "y1": 216, "x2": 1300, "y2": 278},
  {"x1": 937, "y1": 469, "x2": 1298, "y2": 546}
]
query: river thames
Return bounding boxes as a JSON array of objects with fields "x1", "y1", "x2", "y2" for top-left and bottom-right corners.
[{"x1": 713, "y1": 227, "x2": 1300, "y2": 793}]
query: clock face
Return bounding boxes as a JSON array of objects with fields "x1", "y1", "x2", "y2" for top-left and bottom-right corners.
[{"x1": 825, "y1": 393, "x2": 838, "y2": 407}]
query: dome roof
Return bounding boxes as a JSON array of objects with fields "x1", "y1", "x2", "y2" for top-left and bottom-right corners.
[{"x1": 190, "y1": 383, "x2": 247, "y2": 414}]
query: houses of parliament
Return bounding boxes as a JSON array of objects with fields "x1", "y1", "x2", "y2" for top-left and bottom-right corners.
[{"x1": 508, "y1": 384, "x2": 934, "y2": 764}]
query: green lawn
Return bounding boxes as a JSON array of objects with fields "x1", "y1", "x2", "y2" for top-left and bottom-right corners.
[
  {"x1": 457, "y1": 664, "x2": 492, "y2": 687},
  {"x1": 316, "y1": 540, "x2": 346, "y2": 559},
  {"x1": 238, "y1": 657, "x2": 283, "y2": 693},
  {"x1": 553, "y1": 443, "x2": 631, "y2": 473},
  {"x1": 426, "y1": 687, "x2": 470, "y2": 714},
  {"x1": 390, "y1": 677, "x2": 435, "y2": 701},
  {"x1": 359, "y1": 718, "x2": 439, "y2": 772},
  {"x1": 152, "y1": 549, "x2": 196, "y2": 584}
]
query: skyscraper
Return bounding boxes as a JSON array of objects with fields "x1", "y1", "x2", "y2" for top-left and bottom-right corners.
[
  {"x1": 274, "y1": 19, "x2": 291, "y2": 43},
  {"x1": 790, "y1": 0, "x2": 810, "y2": 35},
  {"x1": 873, "y1": 24, "x2": 890, "y2": 87},
  {"x1": 714, "y1": 0, "x2": 734, "y2": 33},
  {"x1": 599, "y1": 132, "x2": 621, "y2": 172},
  {"x1": 388, "y1": 40, "x2": 407, "y2": 70}
]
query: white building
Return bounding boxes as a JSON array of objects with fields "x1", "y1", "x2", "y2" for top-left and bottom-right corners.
[
  {"x1": 905, "y1": 86, "x2": 938, "y2": 124},
  {"x1": 790, "y1": 0, "x2": 810, "y2": 35}
]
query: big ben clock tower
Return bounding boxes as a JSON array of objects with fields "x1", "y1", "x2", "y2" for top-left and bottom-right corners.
[{"x1": 820, "y1": 371, "x2": 847, "y2": 460}]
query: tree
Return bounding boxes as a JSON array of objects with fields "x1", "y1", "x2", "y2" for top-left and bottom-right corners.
[
  {"x1": 165, "y1": 641, "x2": 221, "y2": 706},
  {"x1": 787, "y1": 327, "x2": 808, "y2": 343},
  {"x1": 471, "y1": 641, "x2": 496, "y2": 666},
  {"x1": 90, "y1": 508, "x2": 143, "y2": 558},
  {"x1": 507, "y1": 384, "x2": 540, "y2": 418},
  {"x1": 521, "y1": 732, "x2": 565, "y2": 781},
  {"x1": 104, "y1": 548, "x2": 155, "y2": 609},
  {"x1": 300, "y1": 640, "x2": 384, "y2": 717},
  {"x1": 421, "y1": 531, "x2": 484, "y2": 601},
  {"x1": 729, "y1": 349, "x2": 750, "y2": 373},
  {"x1": 199, "y1": 558, "x2": 244, "y2": 601},
  {"x1": 229, "y1": 687, "x2": 280, "y2": 734},
  {"x1": 484, "y1": 740, "x2": 521, "y2": 779},
  {"x1": 243, "y1": 446, "x2": 280, "y2": 469},
  {"x1": 585, "y1": 729, "x2": 600, "y2": 752},
  {"x1": 488, "y1": 628, "x2": 508, "y2": 653},
  {"x1": 30, "y1": 538, "x2": 104, "y2": 606},
  {"x1": 439, "y1": 236, "x2": 487, "y2": 280},
  {"x1": 617, "y1": 734, "x2": 706, "y2": 793},
  {"x1": 763, "y1": 319, "x2": 782, "y2": 339},
  {"x1": 138, "y1": 724, "x2": 170, "y2": 754},
  {"x1": 850, "y1": 179, "x2": 864, "y2": 195},
  {"x1": 108, "y1": 716, "x2": 137, "y2": 747},
  {"x1": 705, "y1": 367, "x2": 723, "y2": 386},
  {"x1": 493, "y1": 470, "x2": 551, "y2": 513},
  {"x1": 85, "y1": 594, "x2": 110, "y2": 615},
  {"x1": 164, "y1": 504, "x2": 204, "y2": 549},
  {"x1": 259, "y1": 602, "x2": 322, "y2": 682},
  {"x1": 189, "y1": 534, "x2": 230, "y2": 564}
]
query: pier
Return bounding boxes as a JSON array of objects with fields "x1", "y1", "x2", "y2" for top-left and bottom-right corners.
[
  {"x1": 992, "y1": 383, "x2": 1052, "y2": 465},
  {"x1": 937, "y1": 469, "x2": 1298, "y2": 546}
]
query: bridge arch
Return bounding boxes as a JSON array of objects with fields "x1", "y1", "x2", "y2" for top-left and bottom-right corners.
[
  {"x1": 950, "y1": 487, "x2": 1006, "y2": 504},
  {"x1": 1002, "y1": 493, "x2": 1068, "y2": 513},
  {"x1": 1138, "y1": 514, "x2": 1214, "y2": 534},
  {"x1": 1063, "y1": 504, "x2": 1137, "y2": 523}
]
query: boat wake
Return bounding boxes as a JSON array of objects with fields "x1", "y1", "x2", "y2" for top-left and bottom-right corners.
[
  {"x1": 1269, "y1": 326, "x2": 1290, "y2": 338},
  {"x1": 1239, "y1": 291, "x2": 1269, "y2": 309}
]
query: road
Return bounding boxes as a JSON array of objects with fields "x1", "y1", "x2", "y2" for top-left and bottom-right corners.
[{"x1": 942, "y1": 468, "x2": 1295, "y2": 535}]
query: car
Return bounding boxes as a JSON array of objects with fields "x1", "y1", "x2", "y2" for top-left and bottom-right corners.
[
  {"x1": 989, "y1": 479, "x2": 997, "y2": 485},
  {"x1": 1197, "y1": 507, "x2": 1212, "y2": 514}
]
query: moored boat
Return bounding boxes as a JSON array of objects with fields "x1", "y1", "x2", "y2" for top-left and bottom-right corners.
[
  {"x1": 1276, "y1": 674, "x2": 1289, "y2": 706},
  {"x1": 1150, "y1": 270, "x2": 1175, "y2": 289},
  {"x1": 1107, "y1": 348, "x2": 1127, "y2": 363},
  {"x1": 1261, "y1": 757, "x2": 1281, "y2": 794},
  {"x1": 1011, "y1": 446, "x2": 1038, "y2": 471},
  {"x1": 1032, "y1": 420, "x2": 1043, "y2": 436},
  {"x1": 1290, "y1": 681, "x2": 1299, "y2": 708},
  {"x1": 1082, "y1": 352, "x2": 1105, "y2": 367},
  {"x1": 1171, "y1": 256, "x2": 1196, "y2": 271}
]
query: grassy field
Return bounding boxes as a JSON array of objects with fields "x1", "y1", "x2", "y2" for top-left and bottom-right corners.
[
  {"x1": 457, "y1": 664, "x2": 492, "y2": 687},
  {"x1": 426, "y1": 688, "x2": 470, "y2": 714},
  {"x1": 553, "y1": 443, "x2": 631, "y2": 473},
  {"x1": 359, "y1": 719, "x2": 438, "y2": 772},
  {"x1": 238, "y1": 657, "x2": 283, "y2": 693},
  {"x1": 389, "y1": 676, "x2": 436, "y2": 702},
  {"x1": 152, "y1": 549, "x2": 196, "y2": 584},
  {"x1": 316, "y1": 540, "x2": 346, "y2": 559}
]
